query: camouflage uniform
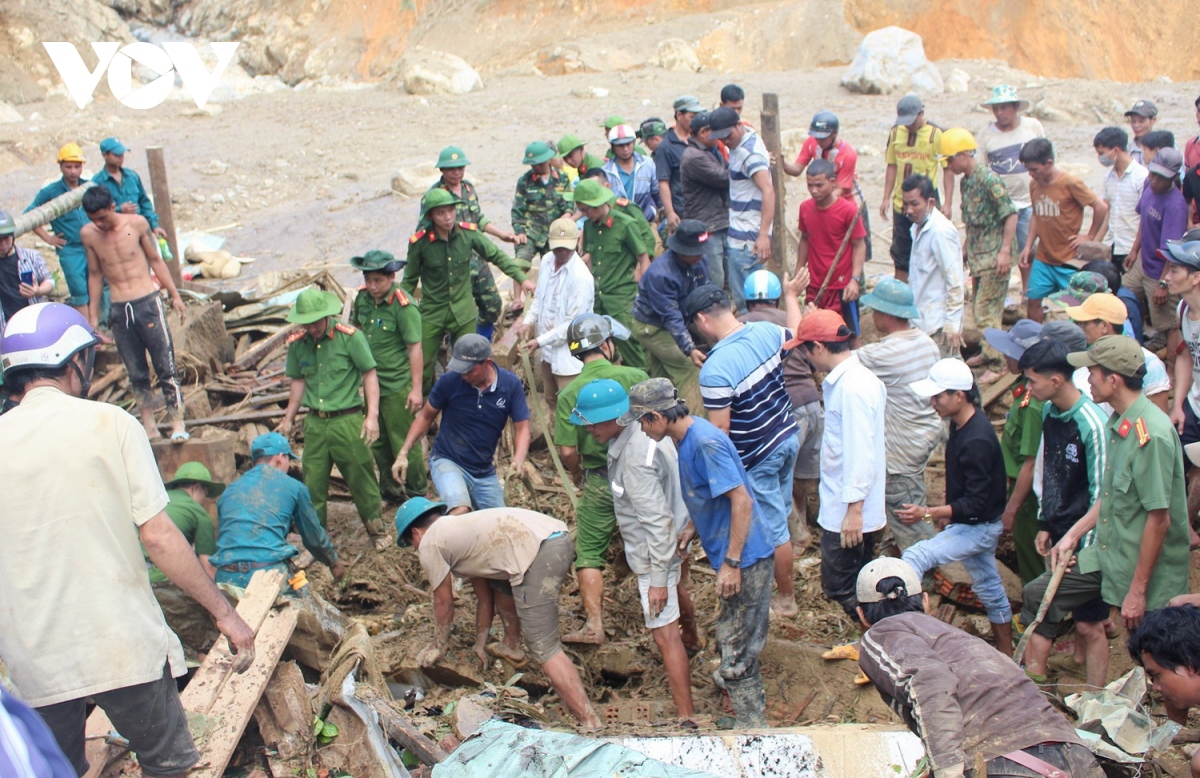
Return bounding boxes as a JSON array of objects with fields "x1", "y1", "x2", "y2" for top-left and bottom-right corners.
[
  {"x1": 422, "y1": 178, "x2": 503, "y2": 328},
  {"x1": 511, "y1": 167, "x2": 572, "y2": 269},
  {"x1": 961, "y1": 165, "x2": 1017, "y2": 369}
]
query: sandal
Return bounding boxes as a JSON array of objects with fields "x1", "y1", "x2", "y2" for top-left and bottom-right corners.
[
  {"x1": 486, "y1": 642, "x2": 528, "y2": 669},
  {"x1": 170, "y1": 430, "x2": 191, "y2": 443}
]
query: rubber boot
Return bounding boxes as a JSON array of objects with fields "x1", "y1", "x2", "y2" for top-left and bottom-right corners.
[{"x1": 725, "y1": 675, "x2": 767, "y2": 728}]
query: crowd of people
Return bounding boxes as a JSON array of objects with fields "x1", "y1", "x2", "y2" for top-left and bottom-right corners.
[{"x1": 8, "y1": 79, "x2": 1200, "y2": 778}]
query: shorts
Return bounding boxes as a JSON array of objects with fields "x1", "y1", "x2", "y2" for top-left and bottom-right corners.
[
  {"x1": 58, "y1": 246, "x2": 90, "y2": 306},
  {"x1": 1021, "y1": 569, "x2": 1106, "y2": 638},
  {"x1": 429, "y1": 457, "x2": 505, "y2": 511},
  {"x1": 513, "y1": 533, "x2": 575, "y2": 664},
  {"x1": 1027, "y1": 259, "x2": 1076, "y2": 301},
  {"x1": 574, "y1": 473, "x2": 617, "y2": 569},
  {"x1": 35, "y1": 662, "x2": 198, "y2": 777},
  {"x1": 746, "y1": 435, "x2": 799, "y2": 547},
  {"x1": 820, "y1": 528, "x2": 879, "y2": 617},
  {"x1": 791, "y1": 401, "x2": 823, "y2": 480},
  {"x1": 1123, "y1": 258, "x2": 1180, "y2": 332},
  {"x1": 636, "y1": 566, "x2": 682, "y2": 629}
]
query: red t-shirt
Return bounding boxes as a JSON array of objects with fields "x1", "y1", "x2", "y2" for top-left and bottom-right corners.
[
  {"x1": 798, "y1": 196, "x2": 866, "y2": 292},
  {"x1": 795, "y1": 137, "x2": 858, "y2": 200}
]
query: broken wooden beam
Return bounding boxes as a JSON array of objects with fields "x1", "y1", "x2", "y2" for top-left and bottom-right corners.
[
  {"x1": 981, "y1": 372, "x2": 1018, "y2": 409},
  {"x1": 362, "y1": 690, "x2": 449, "y2": 766},
  {"x1": 155, "y1": 407, "x2": 296, "y2": 429},
  {"x1": 233, "y1": 326, "x2": 299, "y2": 371}
]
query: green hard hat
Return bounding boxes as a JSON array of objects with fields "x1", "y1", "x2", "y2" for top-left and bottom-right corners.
[
  {"x1": 165, "y1": 461, "x2": 225, "y2": 497},
  {"x1": 573, "y1": 178, "x2": 615, "y2": 208},
  {"x1": 0, "y1": 211, "x2": 14, "y2": 236},
  {"x1": 570, "y1": 379, "x2": 630, "y2": 426},
  {"x1": 420, "y1": 188, "x2": 462, "y2": 216},
  {"x1": 350, "y1": 249, "x2": 404, "y2": 273},
  {"x1": 394, "y1": 497, "x2": 447, "y2": 547},
  {"x1": 286, "y1": 289, "x2": 342, "y2": 324},
  {"x1": 602, "y1": 115, "x2": 626, "y2": 130},
  {"x1": 558, "y1": 134, "x2": 585, "y2": 156},
  {"x1": 436, "y1": 145, "x2": 470, "y2": 168},
  {"x1": 522, "y1": 141, "x2": 555, "y2": 166}
]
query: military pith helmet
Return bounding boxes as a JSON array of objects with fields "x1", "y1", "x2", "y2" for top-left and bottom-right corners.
[
  {"x1": 350, "y1": 249, "x2": 404, "y2": 274},
  {"x1": 573, "y1": 178, "x2": 615, "y2": 208},
  {"x1": 522, "y1": 141, "x2": 555, "y2": 166},
  {"x1": 420, "y1": 188, "x2": 462, "y2": 216},
  {"x1": 165, "y1": 461, "x2": 225, "y2": 497},
  {"x1": 558, "y1": 134, "x2": 585, "y2": 156},
  {"x1": 0, "y1": 211, "x2": 15, "y2": 236},
  {"x1": 436, "y1": 146, "x2": 470, "y2": 168},
  {"x1": 286, "y1": 289, "x2": 343, "y2": 324}
]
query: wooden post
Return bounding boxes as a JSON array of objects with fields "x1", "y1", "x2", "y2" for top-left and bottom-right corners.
[
  {"x1": 145, "y1": 146, "x2": 183, "y2": 288},
  {"x1": 759, "y1": 92, "x2": 788, "y2": 277}
]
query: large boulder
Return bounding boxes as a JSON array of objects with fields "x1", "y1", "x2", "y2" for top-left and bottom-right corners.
[
  {"x1": 840, "y1": 26, "x2": 943, "y2": 95},
  {"x1": 653, "y1": 38, "x2": 700, "y2": 72},
  {"x1": 399, "y1": 47, "x2": 483, "y2": 96}
]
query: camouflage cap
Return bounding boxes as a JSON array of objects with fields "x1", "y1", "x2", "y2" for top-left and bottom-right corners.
[{"x1": 617, "y1": 377, "x2": 680, "y2": 426}]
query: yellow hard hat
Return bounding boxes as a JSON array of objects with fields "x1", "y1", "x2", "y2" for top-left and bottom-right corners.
[
  {"x1": 57, "y1": 143, "x2": 85, "y2": 163},
  {"x1": 937, "y1": 128, "x2": 977, "y2": 160}
]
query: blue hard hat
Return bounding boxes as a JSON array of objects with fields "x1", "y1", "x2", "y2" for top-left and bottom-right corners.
[
  {"x1": 394, "y1": 497, "x2": 447, "y2": 547},
  {"x1": 569, "y1": 379, "x2": 630, "y2": 426},
  {"x1": 743, "y1": 269, "x2": 782, "y2": 302}
]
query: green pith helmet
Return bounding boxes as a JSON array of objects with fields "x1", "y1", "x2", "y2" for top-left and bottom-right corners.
[
  {"x1": 0, "y1": 211, "x2": 14, "y2": 236},
  {"x1": 558, "y1": 134, "x2": 585, "y2": 156},
  {"x1": 602, "y1": 115, "x2": 626, "y2": 130},
  {"x1": 420, "y1": 188, "x2": 462, "y2": 216},
  {"x1": 165, "y1": 461, "x2": 225, "y2": 497},
  {"x1": 522, "y1": 141, "x2": 555, "y2": 166},
  {"x1": 349, "y1": 249, "x2": 404, "y2": 273},
  {"x1": 286, "y1": 289, "x2": 342, "y2": 324},
  {"x1": 436, "y1": 145, "x2": 470, "y2": 168},
  {"x1": 573, "y1": 178, "x2": 615, "y2": 208}
]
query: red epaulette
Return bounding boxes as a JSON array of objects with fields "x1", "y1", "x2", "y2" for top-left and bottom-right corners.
[
  {"x1": 356, "y1": 284, "x2": 367, "y2": 291},
  {"x1": 287, "y1": 330, "x2": 305, "y2": 344},
  {"x1": 334, "y1": 323, "x2": 357, "y2": 335},
  {"x1": 1134, "y1": 418, "x2": 1150, "y2": 447},
  {"x1": 410, "y1": 229, "x2": 427, "y2": 244},
  {"x1": 389, "y1": 289, "x2": 411, "y2": 306},
  {"x1": 459, "y1": 221, "x2": 477, "y2": 231}
]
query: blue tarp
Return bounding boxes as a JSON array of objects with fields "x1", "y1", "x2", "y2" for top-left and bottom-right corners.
[{"x1": 431, "y1": 720, "x2": 718, "y2": 778}]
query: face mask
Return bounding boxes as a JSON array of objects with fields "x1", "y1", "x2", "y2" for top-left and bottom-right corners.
[{"x1": 1098, "y1": 153, "x2": 1116, "y2": 167}]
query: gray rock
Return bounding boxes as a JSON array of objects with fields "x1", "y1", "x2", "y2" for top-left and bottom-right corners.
[{"x1": 399, "y1": 48, "x2": 483, "y2": 96}]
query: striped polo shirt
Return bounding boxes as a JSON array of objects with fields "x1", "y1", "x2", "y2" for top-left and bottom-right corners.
[
  {"x1": 727, "y1": 130, "x2": 770, "y2": 248},
  {"x1": 699, "y1": 321, "x2": 799, "y2": 469}
]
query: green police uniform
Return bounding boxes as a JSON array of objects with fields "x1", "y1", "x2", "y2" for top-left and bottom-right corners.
[
  {"x1": 613, "y1": 196, "x2": 655, "y2": 257},
  {"x1": 146, "y1": 488, "x2": 220, "y2": 651},
  {"x1": 422, "y1": 178, "x2": 502, "y2": 328},
  {"x1": 581, "y1": 209, "x2": 648, "y2": 369},
  {"x1": 352, "y1": 283, "x2": 426, "y2": 502},
  {"x1": 403, "y1": 222, "x2": 527, "y2": 390},
  {"x1": 1075, "y1": 394, "x2": 1190, "y2": 608},
  {"x1": 1000, "y1": 378, "x2": 1045, "y2": 583},
  {"x1": 554, "y1": 359, "x2": 649, "y2": 569},
  {"x1": 285, "y1": 321, "x2": 383, "y2": 532},
  {"x1": 511, "y1": 167, "x2": 572, "y2": 268},
  {"x1": 578, "y1": 153, "x2": 606, "y2": 177}
]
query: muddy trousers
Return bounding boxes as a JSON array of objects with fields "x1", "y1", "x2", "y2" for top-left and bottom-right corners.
[
  {"x1": 971, "y1": 269, "x2": 1009, "y2": 369},
  {"x1": 419, "y1": 308, "x2": 475, "y2": 392},
  {"x1": 110, "y1": 292, "x2": 183, "y2": 419},
  {"x1": 715, "y1": 554, "x2": 774, "y2": 727},
  {"x1": 594, "y1": 293, "x2": 646, "y2": 370},
  {"x1": 632, "y1": 320, "x2": 705, "y2": 419},
  {"x1": 375, "y1": 390, "x2": 427, "y2": 502},
  {"x1": 301, "y1": 410, "x2": 383, "y2": 533}
]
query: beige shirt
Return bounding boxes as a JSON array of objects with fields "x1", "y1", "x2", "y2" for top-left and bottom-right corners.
[
  {"x1": 417, "y1": 508, "x2": 568, "y2": 588},
  {"x1": 0, "y1": 386, "x2": 185, "y2": 707}
]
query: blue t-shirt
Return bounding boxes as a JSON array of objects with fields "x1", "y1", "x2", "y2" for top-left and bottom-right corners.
[
  {"x1": 676, "y1": 417, "x2": 774, "y2": 570},
  {"x1": 429, "y1": 367, "x2": 530, "y2": 477},
  {"x1": 699, "y1": 321, "x2": 799, "y2": 470}
]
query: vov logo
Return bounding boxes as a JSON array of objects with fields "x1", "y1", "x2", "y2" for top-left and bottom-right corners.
[{"x1": 43, "y1": 41, "x2": 240, "y2": 110}]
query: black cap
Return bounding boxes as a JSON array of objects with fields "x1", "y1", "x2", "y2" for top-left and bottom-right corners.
[
  {"x1": 683, "y1": 284, "x2": 729, "y2": 321},
  {"x1": 691, "y1": 110, "x2": 713, "y2": 133},
  {"x1": 708, "y1": 107, "x2": 739, "y2": 140},
  {"x1": 667, "y1": 220, "x2": 711, "y2": 256}
]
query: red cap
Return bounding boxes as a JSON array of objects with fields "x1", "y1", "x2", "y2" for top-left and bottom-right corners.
[{"x1": 787, "y1": 308, "x2": 850, "y2": 347}]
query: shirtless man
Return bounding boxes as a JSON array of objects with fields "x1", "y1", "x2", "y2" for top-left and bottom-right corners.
[{"x1": 81, "y1": 186, "x2": 187, "y2": 441}]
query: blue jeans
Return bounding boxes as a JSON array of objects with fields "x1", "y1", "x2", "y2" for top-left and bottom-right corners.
[
  {"x1": 902, "y1": 520, "x2": 1012, "y2": 623},
  {"x1": 430, "y1": 456, "x2": 505, "y2": 511},
  {"x1": 1014, "y1": 206, "x2": 1032, "y2": 255},
  {"x1": 746, "y1": 436, "x2": 799, "y2": 547},
  {"x1": 726, "y1": 241, "x2": 763, "y2": 314},
  {"x1": 703, "y1": 227, "x2": 727, "y2": 293}
]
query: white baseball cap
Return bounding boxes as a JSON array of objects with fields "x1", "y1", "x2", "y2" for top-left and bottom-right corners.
[
  {"x1": 856, "y1": 558, "x2": 923, "y2": 604},
  {"x1": 910, "y1": 358, "x2": 975, "y2": 397}
]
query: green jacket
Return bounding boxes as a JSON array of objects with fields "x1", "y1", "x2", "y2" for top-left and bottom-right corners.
[
  {"x1": 403, "y1": 223, "x2": 526, "y2": 330},
  {"x1": 511, "y1": 168, "x2": 572, "y2": 246},
  {"x1": 351, "y1": 284, "x2": 422, "y2": 396},
  {"x1": 582, "y1": 208, "x2": 648, "y2": 303},
  {"x1": 285, "y1": 321, "x2": 378, "y2": 412},
  {"x1": 421, "y1": 178, "x2": 491, "y2": 231}
]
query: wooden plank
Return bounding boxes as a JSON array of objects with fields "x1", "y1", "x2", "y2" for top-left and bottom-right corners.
[
  {"x1": 981, "y1": 371, "x2": 1019, "y2": 409},
  {"x1": 155, "y1": 407, "x2": 296, "y2": 430},
  {"x1": 232, "y1": 326, "x2": 299, "y2": 371},
  {"x1": 179, "y1": 569, "x2": 288, "y2": 713},
  {"x1": 145, "y1": 147, "x2": 183, "y2": 288},
  {"x1": 190, "y1": 606, "x2": 299, "y2": 778},
  {"x1": 87, "y1": 365, "x2": 127, "y2": 399},
  {"x1": 759, "y1": 92, "x2": 787, "y2": 277},
  {"x1": 362, "y1": 689, "x2": 449, "y2": 765}
]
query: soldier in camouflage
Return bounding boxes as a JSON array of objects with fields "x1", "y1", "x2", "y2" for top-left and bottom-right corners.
[
  {"x1": 423, "y1": 146, "x2": 519, "y2": 340},
  {"x1": 511, "y1": 141, "x2": 573, "y2": 310}
]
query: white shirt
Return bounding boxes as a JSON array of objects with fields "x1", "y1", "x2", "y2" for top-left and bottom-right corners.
[
  {"x1": 817, "y1": 354, "x2": 888, "y2": 533},
  {"x1": 522, "y1": 252, "x2": 594, "y2": 376},
  {"x1": 909, "y1": 207, "x2": 965, "y2": 335},
  {"x1": 0, "y1": 386, "x2": 185, "y2": 707},
  {"x1": 1103, "y1": 161, "x2": 1149, "y2": 254}
]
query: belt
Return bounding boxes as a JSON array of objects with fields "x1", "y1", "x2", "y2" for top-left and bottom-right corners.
[
  {"x1": 309, "y1": 405, "x2": 362, "y2": 419},
  {"x1": 584, "y1": 466, "x2": 609, "y2": 480},
  {"x1": 997, "y1": 745, "x2": 1071, "y2": 778},
  {"x1": 219, "y1": 560, "x2": 285, "y2": 574}
]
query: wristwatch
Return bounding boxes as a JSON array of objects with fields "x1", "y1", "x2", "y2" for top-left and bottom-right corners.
[
  {"x1": 724, "y1": 556, "x2": 742, "y2": 569},
  {"x1": 1159, "y1": 279, "x2": 1170, "y2": 288}
]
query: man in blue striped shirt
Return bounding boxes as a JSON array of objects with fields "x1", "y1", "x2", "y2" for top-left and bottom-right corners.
[
  {"x1": 686, "y1": 273, "x2": 806, "y2": 616},
  {"x1": 1019, "y1": 337, "x2": 1111, "y2": 687},
  {"x1": 713, "y1": 107, "x2": 776, "y2": 313}
]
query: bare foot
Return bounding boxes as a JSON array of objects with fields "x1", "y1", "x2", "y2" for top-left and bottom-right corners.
[
  {"x1": 771, "y1": 593, "x2": 799, "y2": 617},
  {"x1": 143, "y1": 419, "x2": 162, "y2": 440},
  {"x1": 561, "y1": 627, "x2": 605, "y2": 645},
  {"x1": 978, "y1": 369, "x2": 1006, "y2": 385},
  {"x1": 965, "y1": 353, "x2": 987, "y2": 367},
  {"x1": 372, "y1": 534, "x2": 392, "y2": 552},
  {"x1": 487, "y1": 641, "x2": 527, "y2": 668}
]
